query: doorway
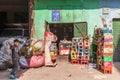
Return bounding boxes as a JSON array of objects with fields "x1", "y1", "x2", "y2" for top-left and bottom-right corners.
[
  {"x1": 49, "y1": 22, "x2": 87, "y2": 47},
  {"x1": 49, "y1": 23, "x2": 74, "y2": 45},
  {"x1": 113, "y1": 19, "x2": 120, "y2": 62}
]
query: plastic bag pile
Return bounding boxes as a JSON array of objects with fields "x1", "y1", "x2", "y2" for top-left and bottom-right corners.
[
  {"x1": 0, "y1": 38, "x2": 26, "y2": 70},
  {"x1": 0, "y1": 38, "x2": 45, "y2": 70},
  {"x1": 19, "y1": 38, "x2": 45, "y2": 68}
]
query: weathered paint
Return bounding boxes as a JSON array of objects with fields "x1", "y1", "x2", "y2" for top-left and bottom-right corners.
[
  {"x1": 33, "y1": 0, "x2": 101, "y2": 39},
  {"x1": 99, "y1": 0, "x2": 120, "y2": 28},
  {"x1": 99, "y1": 0, "x2": 120, "y2": 61},
  {"x1": 99, "y1": 0, "x2": 120, "y2": 46}
]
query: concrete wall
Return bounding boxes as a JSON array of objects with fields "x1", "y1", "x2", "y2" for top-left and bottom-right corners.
[
  {"x1": 33, "y1": 0, "x2": 101, "y2": 39},
  {"x1": 99, "y1": 0, "x2": 120, "y2": 28}
]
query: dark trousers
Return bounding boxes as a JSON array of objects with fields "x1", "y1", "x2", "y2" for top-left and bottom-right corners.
[{"x1": 11, "y1": 58, "x2": 19, "y2": 74}]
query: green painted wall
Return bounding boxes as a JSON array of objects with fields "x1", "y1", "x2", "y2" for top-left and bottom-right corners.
[{"x1": 34, "y1": 0, "x2": 102, "y2": 39}]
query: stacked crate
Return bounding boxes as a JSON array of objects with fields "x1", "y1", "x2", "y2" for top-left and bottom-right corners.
[
  {"x1": 92, "y1": 28, "x2": 103, "y2": 63},
  {"x1": 102, "y1": 28, "x2": 113, "y2": 74},
  {"x1": 97, "y1": 28, "x2": 113, "y2": 74},
  {"x1": 50, "y1": 43, "x2": 57, "y2": 61},
  {"x1": 71, "y1": 38, "x2": 78, "y2": 63},
  {"x1": 70, "y1": 37, "x2": 90, "y2": 65}
]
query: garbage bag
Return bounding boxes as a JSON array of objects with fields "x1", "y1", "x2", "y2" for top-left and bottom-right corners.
[
  {"x1": 19, "y1": 56, "x2": 29, "y2": 68},
  {"x1": 1, "y1": 38, "x2": 27, "y2": 61},
  {"x1": 29, "y1": 38, "x2": 44, "y2": 53},
  {"x1": 0, "y1": 38, "x2": 27, "y2": 70},
  {"x1": 0, "y1": 51, "x2": 9, "y2": 63},
  {"x1": 20, "y1": 45, "x2": 32, "y2": 59},
  {"x1": 1, "y1": 38, "x2": 26, "y2": 55},
  {"x1": 21, "y1": 38, "x2": 44, "y2": 58},
  {"x1": 29, "y1": 54, "x2": 45, "y2": 68},
  {"x1": 0, "y1": 63, "x2": 7, "y2": 70},
  {"x1": 0, "y1": 51, "x2": 10, "y2": 70}
]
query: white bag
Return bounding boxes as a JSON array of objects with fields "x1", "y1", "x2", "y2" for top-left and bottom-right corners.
[{"x1": 19, "y1": 56, "x2": 29, "y2": 68}]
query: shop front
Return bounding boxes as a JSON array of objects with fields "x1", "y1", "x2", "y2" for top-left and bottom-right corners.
[
  {"x1": 33, "y1": 0, "x2": 101, "y2": 39},
  {"x1": 48, "y1": 22, "x2": 87, "y2": 54},
  {"x1": 32, "y1": 0, "x2": 101, "y2": 57}
]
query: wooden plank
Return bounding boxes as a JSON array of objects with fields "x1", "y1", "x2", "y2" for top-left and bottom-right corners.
[{"x1": 29, "y1": 0, "x2": 34, "y2": 38}]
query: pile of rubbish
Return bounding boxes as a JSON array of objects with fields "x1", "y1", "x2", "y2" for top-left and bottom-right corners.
[{"x1": 0, "y1": 38, "x2": 45, "y2": 70}]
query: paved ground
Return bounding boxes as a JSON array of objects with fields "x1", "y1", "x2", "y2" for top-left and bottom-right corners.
[{"x1": 0, "y1": 57, "x2": 120, "y2": 80}]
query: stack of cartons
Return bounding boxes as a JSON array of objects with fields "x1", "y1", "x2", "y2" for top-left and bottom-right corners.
[
  {"x1": 102, "y1": 29, "x2": 113, "y2": 74},
  {"x1": 93, "y1": 28, "x2": 103, "y2": 62},
  {"x1": 70, "y1": 37, "x2": 90, "y2": 65},
  {"x1": 97, "y1": 28, "x2": 113, "y2": 74},
  {"x1": 71, "y1": 38, "x2": 79, "y2": 64}
]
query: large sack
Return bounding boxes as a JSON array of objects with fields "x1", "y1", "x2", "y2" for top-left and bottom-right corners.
[
  {"x1": 1, "y1": 38, "x2": 26, "y2": 55},
  {"x1": 20, "y1": 45, "x2": 32, "y2": 59},
  {"x1": 30, "y1": 38, "x2": 44, "y2": 50},
  {"x1": 19, "y1": 56, "x2": 29, "y2": 68},
  {"x1": 29, "y1": 54, "x2": 45, "y2": 68},
  {"x1": 0, "y1": 51, "x2": 11, "y2": 70},
  {"x1": 1, "y1": 38, "x2": 26, "y2": 61},
  {"x1": 0, "y1": 63, "x2": 7, "y2": 70},
  {"x1": 28, "y1": 38, "x2": 44, "y2": 56},
  {"x1": 0, "y1": 51, "x2": 9, "y2": 63}
]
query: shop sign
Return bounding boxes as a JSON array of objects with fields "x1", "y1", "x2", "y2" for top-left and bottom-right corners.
[{"x1": 52, "y1": 10, "x2": 60, "y2": 22}]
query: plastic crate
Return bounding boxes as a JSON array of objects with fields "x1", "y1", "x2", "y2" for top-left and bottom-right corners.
[
  {"x1": 101, "y1": 66, "x2": 112, "y2": 74},
  {"x1": 103, "y1": 56, "x2": 113, "y2": 62},
  {"x1": 103, "y1": 62, "x2": 112, "y2": 67},
  {"x1": 80, "y1": 60, "x2": 89, "y2": 65},
  {"x1": 71, "y1": 59, "x2": 79, "y2": 64},
  {"x1": 78, "y1": 42, "x2": 83, "y2": 46},
  {"x1": 50, "y1": 52, "x2": 55, "y2": 56}
]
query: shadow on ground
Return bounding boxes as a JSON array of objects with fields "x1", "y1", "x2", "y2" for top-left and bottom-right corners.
[{"x1": 0, "y1": 68, "x2": 28, "y2": 80}]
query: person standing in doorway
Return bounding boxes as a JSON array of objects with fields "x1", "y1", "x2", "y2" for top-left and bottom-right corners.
[{"x1": 9, "y1": 39, "x2": 21, "y2": 79}]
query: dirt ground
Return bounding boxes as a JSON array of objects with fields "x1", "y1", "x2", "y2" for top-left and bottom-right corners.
[{"x1": 0, "y1": 57, "x2": 120, "y2": 80}]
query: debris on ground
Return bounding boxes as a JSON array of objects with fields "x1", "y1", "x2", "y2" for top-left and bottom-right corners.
[{"x1": 68, "y1": 74, "x2": 72, "y2": 77}]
